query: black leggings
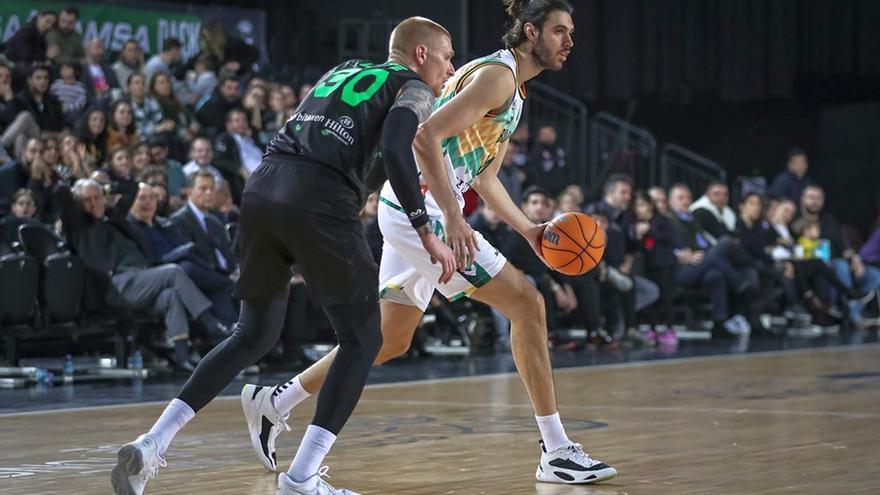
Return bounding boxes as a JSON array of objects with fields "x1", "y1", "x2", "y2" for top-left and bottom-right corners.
[{"x1": 177, "y1": 297, "x2": 382, "y2": 435}]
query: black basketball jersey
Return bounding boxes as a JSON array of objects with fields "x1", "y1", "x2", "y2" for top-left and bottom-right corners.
[{"x1": 267, "y1": 59, "x2": 421, "y2": 195}]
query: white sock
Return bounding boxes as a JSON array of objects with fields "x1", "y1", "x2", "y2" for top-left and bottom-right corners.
[
  {"x1": 272, "y1": 375, "x2": 311, "y2": 415},
  {"x1": 287, "y1": 424, "x2": 337, "y2": 482},
  {"x1": 148, "y1": 398, "x2": 195, "y2": 455},
  {"x1": 535, "y1": 412, "x2": 570, "y2": 452}
]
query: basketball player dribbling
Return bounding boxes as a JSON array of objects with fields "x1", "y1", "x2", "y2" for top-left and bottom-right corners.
[
  {"x1": 244, "y1": 0, "x2": 618, "y2": 486},
  {"x1": 111, "y1": 17, "x2": 458, "y2": 495}
]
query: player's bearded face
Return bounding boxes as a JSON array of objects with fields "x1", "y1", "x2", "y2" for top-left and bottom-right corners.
[{"x1": 532, "y1": 12, "x2": 574, "y2": 71}]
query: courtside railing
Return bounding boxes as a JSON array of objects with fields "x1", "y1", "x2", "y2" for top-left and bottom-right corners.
[
  {"x1": 660, "y1": 143, "x2": 727, "y2": 193},
  {"x1": 590, "y1": 112, "x2": 658, "y2": 196}
]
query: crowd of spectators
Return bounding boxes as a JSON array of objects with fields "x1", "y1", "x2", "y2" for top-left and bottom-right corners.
[
  {"x1": 1, "y1": 9, "x2": 879, "y2": 371},
  {"x1": 0, "y1": 8, "x2": 306, "y2": 371}
]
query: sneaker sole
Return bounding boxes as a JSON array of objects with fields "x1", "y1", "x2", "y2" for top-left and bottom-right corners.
[
  {"x1": 536, "y1": 466, "x2": 618, "y2": 484},
  {"x1": 241, "y1": 384, "x2": 276, "y2": 472},
  {"x1": 110, "y1": 444, "x2": 143, "y2": 495}
]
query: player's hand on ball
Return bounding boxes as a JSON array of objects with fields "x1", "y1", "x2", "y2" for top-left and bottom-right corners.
[
  {"x1": 445, "y1": 215, "x2": 479, "y2": 272},
  {"x1": 419, "y1": 230, "x2": 457, "y2": 284},
  {"x1": 525, "y1": 222, "x2": 552, "y2": 269}
]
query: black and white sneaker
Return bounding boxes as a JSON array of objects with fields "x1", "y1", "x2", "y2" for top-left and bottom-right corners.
[
  {"x1": 535, "y1": 440, "x2": 617, "y2": 484},
  {"x1": 242, "y1": 384, "x2": 291, "y2": 472}
]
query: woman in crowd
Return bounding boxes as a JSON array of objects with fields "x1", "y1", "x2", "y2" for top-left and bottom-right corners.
[
  {"x1": 98, "y1": 146, "x2": 138, "y2": 212},
  {"x1": 75, "y1": 107, "x2": 108, "y2": 167},
  {"x1": 131, "y1": 140, "x2": 153, "y2": 179},
  {"x1": 631, "y1": 190, "x2": 679, "y2": 345},
  {"x1": 0, "y1": 189, "x2": 41, "y2": 245},
  {"x1": 242, "y1": 84, "x2": 270, "y2": 145},
  {"x1": 27, "y1": 137, "x2": 64, "y2": 223},
  {"x1": 105, "y1": 100, "x2": 139, "y2": 151},
  {"x1": 127, "y1": 72, "x2": 171, "y2": 138},
  {"x1": 60, "y1": 132, "x2": 94, "y2": 180},
  {"x1": 151, "y1": 71, "x2": 200, "y2": 146}
]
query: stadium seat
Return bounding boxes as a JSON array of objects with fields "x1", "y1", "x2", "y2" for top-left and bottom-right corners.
[
  {"x1": 0, "y1": 252, "x2": 40, "y2": 365},
  {"x1": 18, "y1": 224, "x2": 86, "y2": 324}
]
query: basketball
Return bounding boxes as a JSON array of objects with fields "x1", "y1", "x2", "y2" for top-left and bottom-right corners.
[{"x1": 541, "y1": 212, "x2": 606, "y2": 276}]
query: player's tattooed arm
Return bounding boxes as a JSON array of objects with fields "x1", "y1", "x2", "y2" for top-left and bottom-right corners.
[
  {"x1": 391, "y1": 79, "x2": 436, "y2": 124},
  {"x1": 378, "y1": 79, "x2": 435, "y2": 229}
]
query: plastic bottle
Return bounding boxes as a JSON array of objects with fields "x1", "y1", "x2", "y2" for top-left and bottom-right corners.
[
  {"x1": 132, "y1": 350, "x2": 144, "y2": 377},
  {"x1": 63, "y1": 354, "x2": 75, "y2": 383}
]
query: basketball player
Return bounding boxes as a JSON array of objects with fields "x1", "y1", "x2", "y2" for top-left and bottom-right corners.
[
  {"x1": 111, "y1": 17, "x2": 457, "y2": 495},
  {"x1": 244, "y1": 0, "x2": 618, "y2": 486}
]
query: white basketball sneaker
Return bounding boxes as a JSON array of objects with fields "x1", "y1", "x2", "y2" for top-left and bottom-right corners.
[
  {"x1": 277, "y1": 468, "x2": 361, "y2": 495},
  {"x1": 110, "y1": 433, "x2": 167, "y2": 495},
  {"x1": 242, "y1": 383, "x2": 291, "y2": 471},
  {"x1": 535, "y1": 440, "x2": 618, "y2": 484}
]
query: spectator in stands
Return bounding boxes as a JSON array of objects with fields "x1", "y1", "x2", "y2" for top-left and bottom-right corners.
[
  {"x1": 213, "y1": 107, "x2": 261, "y2": 202},
  {"x1": 111, "y1": 40, "x2": 144, "y2": 95},
  {"x1": 150, "y1": 71, "x2": 199, "y2": 144},
  {"x1": 125, "y1": 72, "x2": 171, "y2": 137},
  {"x1": 82, "y1": 38, "x2": 119, "y2": 101},
  {"x1": 74, "y1": 107, "x2": 108, "y2": 167},
  {"x1": 631, "y1": 191, "x2": 678, "y2": 345},
  {"x1": 27, "y1": 137, "x2": 64, "y2": 223},
  {"x1": 169, "y1": 169, "x2": 238, "y2": 324},
  {"x1": 0, "y1": 63, "x2": 14, "y2": 143},
  {"x1": 147, "y1": 134, "x2": 186, "y2": 208},
  {"x1": 183, "y1": 53, "x2": 219, "y2": 107},
  {"x1": 590, "y1": 173, "x2": 633, "y2": 230},
  {"x1": 0, "y1": 188, "x2": 40, "y2": 243},
  {"x1": 796, "y1": 185, "x2": 880, "y2": 325},
  {"x1": 497, "y1": 141, "x2": 525, "y2": 206},
  {"x1": 242, "y1": 85, "x2": 270, "y2": 144},
  {"x1": 690, "y1": 181, "x2": 736, "y2": 242},
  {"x1": 196, "y1": 19, "x2": 259, "y2": 77},
  {"x1": 131, "y1": 141, "x2": 152, "y2": 178},
  {"x1": 59, "y1": 132, "x2": 93, "y2": 180},
  {"x1": 196, "y1": 75, "x2": 241, "y2": 138},
  {"x1": 143, "y1": 38, "x2": 182, "y2": 85},
  {"x1": 265, "y1": 86, "x2": 288, "y2": 136},
  {"x1": 502, "y1": 186, "x2": 577, "y2": 334},
  {"x1": 648, "y1": 186, "x2": 669, "y2": 216},
  {"x1": 212, "y1": 179, "x2": 239, "y2": 225},
  {"x1": 556, "y1": 190, "x2": 580, "y2": 214},
  {"x1": 182, "y1": 136, "x2": 223, "y2": 184},
  {"x1": 468, "y1": 202, "x2": 514, "y2": 348},
  {"x1": 45, "y1": 7, "x2": 83, "y2": 64},
  {"x1": 526, "y1": 124, "x2": 568, "y2": 196},
  {"x1": 769, "y1": 148, "x2": 813, "y2": 206},
  {"x1": 4, "y1": 10, "x2": 56, "y2": 65},
  {"x1": 860, "y1": 225, "x2": 880, "y2": 269},
  {"x1": 279, "y1": 84, "x2": 298, "y2": 112},
  {"x1": 127, "y1": 181, "x2": 237, "y2": 329},
  {"x1": 50, "y1": 61, "x2": 88, "y2": 125},
  {"x1": 1, "y1": 64, "x2": 65, "y2": 157},
  {"x1": 57, "y1": 178, "x2": 220, "y2": 371},
  {"x1": 668, "y1": 183, "x2": 754, "y2": 336},
  {"x1": 98, "y1": 146, "x2": 138, "y2": 212},
  {"x1": 0, "y1": 137, "x2": 41, "y2": 216},
  {"x1": 105, "y1": 99, "x2": 139, "y2": 152}
]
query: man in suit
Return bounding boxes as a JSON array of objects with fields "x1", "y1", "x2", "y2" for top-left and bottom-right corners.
[
  {"x1": 212, "y1": 108, "x2": 261, "y2": 203},
  {"x1": 57, "y1": 178, "x2": 219, "y2": 371},
  {"x1": 170, "y1": 169, "x2": 238, "y2": 325}
]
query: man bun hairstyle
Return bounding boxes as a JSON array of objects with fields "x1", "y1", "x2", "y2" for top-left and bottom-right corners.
[{"x1": 502, "y1": 0, "x2": 573, "y2": 48}]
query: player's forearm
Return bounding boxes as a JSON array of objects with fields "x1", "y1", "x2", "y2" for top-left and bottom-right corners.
[
  {"x1": 413, "y1": 129, "x2": 460, "y2": 218},
  {"x1": 379, "y1": 107, "x2": 428, "y2": 229},
  {"x1": 474, "y1": 175, "x2": 535, "y2": 236}
]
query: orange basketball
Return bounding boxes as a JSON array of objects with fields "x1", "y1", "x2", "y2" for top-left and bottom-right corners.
[{"x1": 540, "y1": 212, "x2": 606, "y2": 276}]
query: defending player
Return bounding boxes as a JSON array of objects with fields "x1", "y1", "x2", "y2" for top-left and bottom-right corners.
[
  {"x1": 111, "y1": 17, "x2": 457, "y2": 495},
  {"x1": 245, "y1": 0, "x2": 617, "y2": 486}
]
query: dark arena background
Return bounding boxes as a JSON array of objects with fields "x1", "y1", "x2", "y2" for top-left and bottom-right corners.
[{"x1": 1, "y1": 1, "x2": 879, "y2": 494}]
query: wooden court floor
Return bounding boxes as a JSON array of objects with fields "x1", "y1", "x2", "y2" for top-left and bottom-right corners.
[{"x1": 2, "y1": 344, "x2": 879, "y2": 494}]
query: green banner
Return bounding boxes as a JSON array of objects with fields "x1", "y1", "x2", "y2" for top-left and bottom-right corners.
[{"x1": 1, "y1": 1, "x2": 203, "y2": 58}]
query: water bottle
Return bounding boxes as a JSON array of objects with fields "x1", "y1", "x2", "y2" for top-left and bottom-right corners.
[
  {"x1": 132, "y1": 350, "x2": 144, "y2": 377},
  {"x1": 63, "y1": 354, "x2": 75, "y2": 383}
]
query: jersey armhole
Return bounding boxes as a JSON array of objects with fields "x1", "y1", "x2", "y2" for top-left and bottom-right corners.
[{"x1": 454, "y1": 61, "x2": 518, "y2": 116}]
